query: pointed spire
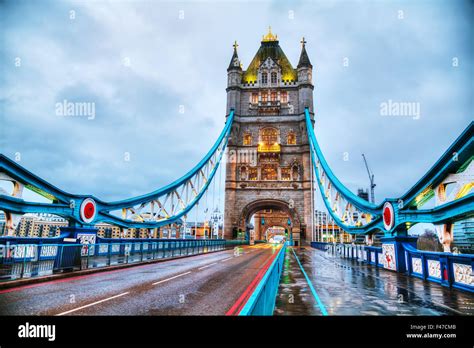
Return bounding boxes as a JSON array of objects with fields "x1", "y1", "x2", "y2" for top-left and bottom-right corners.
[
  {"x1": 297, "y1": 37, "x2": 312, "y2": 69},
  {"x1": 228, "y1": 40, "x2": 242, "y2": 71}
]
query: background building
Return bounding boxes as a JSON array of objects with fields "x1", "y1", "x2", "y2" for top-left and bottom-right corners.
[
  {"x1": 357, "y1": 188, "x2": 369, "y2": 202},
  {"x1": 14, "y1": 214, "x2": 67, "y2": 238},
  {"x1": 453, "y1": 218, "x2": 474, "y2": 254}
]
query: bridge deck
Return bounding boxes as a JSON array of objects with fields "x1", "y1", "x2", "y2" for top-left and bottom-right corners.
[
  {"x1": 0, "y1": 244, "x2": 278, "y2": 315},
  {"x1": 275, "y1": 247, "x2": 474, "y2": 316}
]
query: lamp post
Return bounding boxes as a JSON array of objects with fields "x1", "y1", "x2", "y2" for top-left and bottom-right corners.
[
  {"x1": 182, "y1": 216, "x2": 187, "y2": 240},
  {"x1": 210, "y1": 207, "x2": 223, "y2": 240}
]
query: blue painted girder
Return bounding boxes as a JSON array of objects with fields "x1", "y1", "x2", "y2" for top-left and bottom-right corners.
[
  {"x1": 0, "y1": 111, "x2": 234, "y2": 228},
  {"x1": 305, "y1": 108, "x2": 473, "y2": 235}
]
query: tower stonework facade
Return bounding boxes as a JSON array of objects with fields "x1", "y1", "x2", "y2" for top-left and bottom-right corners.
[{"x1": 224, "y1": 30, "x2": 315, "y2": 243}]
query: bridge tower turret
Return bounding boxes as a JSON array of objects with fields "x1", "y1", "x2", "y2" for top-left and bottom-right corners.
[
  {"x1": 226, "y1": 41, "x2": 242, "y2": 114},
  {"x1": 297, "y1": 37, "x2": 314, "y2": 113}
]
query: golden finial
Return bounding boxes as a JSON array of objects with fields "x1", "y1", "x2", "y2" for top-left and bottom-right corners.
[
  {"x1": 233, "y1": 40, "x2": 239, "y2": 51},
  {"x1": 301, "y1": 37, "x2": 307, "y2": 47},
  {"x1": 262, "y1": 26, "x2": 278, "y2": 42}
]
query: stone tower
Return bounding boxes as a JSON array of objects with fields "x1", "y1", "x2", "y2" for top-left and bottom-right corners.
[{"x1": 224, "y1": 28, "x2": 315, "y2": 244}]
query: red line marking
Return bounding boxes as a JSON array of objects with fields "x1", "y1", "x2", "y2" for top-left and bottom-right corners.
[
  {"x1": 226, "y1": 246, "x2": 281, "y2": 316},
  {"x1": 0, "y1": 261, "x2": 161, "y2": 294},
  {"x1": 0, "y1": 248, "x2": 236, "y2": 295}
]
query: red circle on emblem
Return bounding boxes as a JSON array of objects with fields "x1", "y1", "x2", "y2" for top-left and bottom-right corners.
[
  {"x1": 382, "y1": 202, "x2": 395, "y2": 231},
  {"x1": 80, "y1": 198, "x2": 96, "y2": 223},
  {"x1": 383, "y1": 206, "x2": 392, "y2": 226},
  {"x1": 84, "y1": 202, "x2": 95, "y2": 219}
]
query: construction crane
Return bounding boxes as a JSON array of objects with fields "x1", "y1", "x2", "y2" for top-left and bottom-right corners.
[{"x1": 362, "y1": 154, "x2": 376, "y2": 204}]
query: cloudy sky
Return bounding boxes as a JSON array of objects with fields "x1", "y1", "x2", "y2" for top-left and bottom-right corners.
[{"x1": 0, "y1": 0, "x2": 472, "y2": 213}]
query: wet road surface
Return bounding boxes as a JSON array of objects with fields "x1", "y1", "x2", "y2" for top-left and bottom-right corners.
[
  {"x1": 0, "y1": 244, "x2": 280, "y2": 315},
  {"x1": 275, "y1": 247, "x2": 474, "y2": 316}
]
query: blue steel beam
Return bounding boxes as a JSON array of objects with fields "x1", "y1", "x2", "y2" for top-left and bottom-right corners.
[
  {"x1": 0, "y1": 111, "x2": 234, "y2": 229},
  {"x1": 306, "y1": 108, "x2": 474, "y2": 235},
  {"x1": 0, "y1": 155, "x2": 72, "y2": 204},
  {"x1": 399, "y1": 122, "x2": 473, "y2": 207},
  {"x1": 102, "y1": 110, "x2": 234, "y2": 209},
  {"x1": 0, "y1": 195, "x2": 72, "y2": 217}
]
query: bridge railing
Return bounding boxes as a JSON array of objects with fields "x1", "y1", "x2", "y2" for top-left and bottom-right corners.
[
  {"x1": 0, "y1": 238, "x2": 245, "y2": 282},
  {"x1": 224, "y1": 240, "x2": 250, "y2": 248},
  {"x1": 311, "y1": 242, "x2": 474, "y2": 293},
  {"x1": 402, "y1": 243, "x2": 473, "y2": 292},
  {"x1": 239, "y1": 243, "x2": 286, "y2": 316}
]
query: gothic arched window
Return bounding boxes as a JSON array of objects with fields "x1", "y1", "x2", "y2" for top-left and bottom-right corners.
[
  {"x1": 251, "y1": 93, "x2": 258, "y2": 104},
  {"x1": 262, "y1": 164, "x2": 278, "y2": 180},
  {"x1": 259, "y1": 127, "x2": 279, "y2": 145},
  {"x1": 281, "y1": 168, "x2": 291, "y2": 181},
  {"x1": 287, "y1": 131, "x2": 296, "y2": 145},
  {"x1": 243, "y1": 133, "x2": 252, "y2": 146},
  {"x1": 248, "y1": 168, "x2": 258, "y2": 181},
  {"x1": 270, "y1": 91, "x2": 277, "y2": 102},
  {"x1": 261, "y1": 73, "x2": 268, "y2": 85},
  {"x1": 271, "y1": 72, "x2": 277, "y2": 84}
]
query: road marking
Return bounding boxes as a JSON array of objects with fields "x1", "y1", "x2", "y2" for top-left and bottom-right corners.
[
  {"x1": 226, "y1": 246, "x2": 282, "y2": 316},
  {"x1": 292, "y1": 248, "x2": 328, "y2": 316},
  {"x1": 56, "y1": 292, "x2": 129, "y2": 316},
  {"x1": 220, "y1": 257, "x2": 233, "y2": 262},
  {"x1": 152, "y1": 271, "x2": 191, "y2": 285},
  {"x1": 198, "y1": 262, "x2": 217, "y2": 270}
]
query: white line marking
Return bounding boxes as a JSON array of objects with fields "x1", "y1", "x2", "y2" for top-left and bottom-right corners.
[
  {"x1": 220, "y1": 257, "x2": 233, "y2": 262},
  {"x1": 152, "y1": 271, "x2": 191, "y2": 285},
  {"x1": 56, "y1": 292, "x2": 129, "y2": 316},
  {"x1": 198, "y1": 262, "x2": 218, "y2": 270}
]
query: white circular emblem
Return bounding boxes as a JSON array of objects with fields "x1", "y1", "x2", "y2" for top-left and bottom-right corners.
[
  {"x1": 80, "y1": 198, "x2": 97, "y2": 224},
  {"x1": 382, "y1": 202, "x2": 395, "y2": 231}
]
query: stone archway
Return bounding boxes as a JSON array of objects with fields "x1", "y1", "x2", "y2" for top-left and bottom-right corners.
[
  {"x1": 238, "y1": 199, "x2": 302, "y2": 241},
  {"x1": 262, "y1": 225, "x2": 286, "y2": 241}
]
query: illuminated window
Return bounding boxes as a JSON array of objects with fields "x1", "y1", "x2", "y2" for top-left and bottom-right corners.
[
  {"x1": 281, "y1": 168, "x2": 291, "y2": 181},
  {"x1": 281, "y1": 91, "x2": 288, "y2": 103},
  {"x1": 261, "y1": 73, "x2": 268, "y2": 85},
  {"x1": 251, "y1": 93, "x2": 258, "y2": 104},
  {"x1": 243, "y1": 133, "x2": 252, "y2": 145},
  {"x1": 271, "y1": 72, "x2": 277, "y2": 84},
  {"x1": 261, "y1": 92, "x2": 268, "y2": 103},
  {"x1": 262, "y1": 164, "x2": 278, "y2": 180},
  {"x1": 248, "y1": 168, "x2": 258, "y2": 181},
  {"x1": 270, "y1": 91, "x2": 277, "y2": 102},
  {"x1": 260, "y1": 127, "x2": 279, "y2": 145},
  {"x1": 287, "y1": 131, "x2": 296, "y2": 145}
]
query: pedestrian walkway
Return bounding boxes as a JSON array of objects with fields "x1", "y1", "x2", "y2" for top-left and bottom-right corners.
[{"x1": 274, "y1": 247, "x2": 474, "y2": 316}]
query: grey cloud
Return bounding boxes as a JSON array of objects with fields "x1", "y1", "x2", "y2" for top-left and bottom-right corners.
[{"x1": 0, "y1": 0, "x2": 472, "y2": 207}]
